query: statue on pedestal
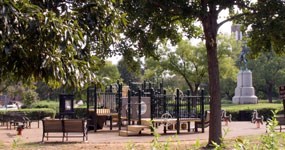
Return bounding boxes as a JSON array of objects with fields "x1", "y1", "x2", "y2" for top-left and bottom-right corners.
[
  {"x1": 232, "y1": 43, "x2": 258, "y2": 104},
  {"x1": 239, "y1": 45, "x2": 249, "y2": 70}
]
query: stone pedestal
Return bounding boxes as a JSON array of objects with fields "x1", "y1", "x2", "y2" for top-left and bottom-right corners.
[{"x1": 232, "y1": 70, "x2": 258, "y2": 104}]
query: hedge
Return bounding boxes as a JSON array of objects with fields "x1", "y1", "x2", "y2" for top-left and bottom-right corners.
[
  {"x1": 0, "y1": 108, "x2": 56, "y2": 120},
  {"x1": 224, "y1": 108, "x2": 282, "y2": 121},
  {"x1": 30, "y1": 100, "x2": 59, "y2": 113}
]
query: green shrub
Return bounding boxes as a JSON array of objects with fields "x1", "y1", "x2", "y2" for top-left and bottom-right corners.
[
  {"x1": 30, "y1": 100, "x2": 59, "y2": 113},
  {"x1": 0, "y1": 108, "x2": 56, "y2": 119},
  {"x1": 22, "y1": 89, "x2": 39, "y2": 107},
  {"x1": 23, "y1": 108, "x2": 56, "y2": 119},
  {"x1": 222, "y1": 103, "x2": 283, "y2": 121},
  {"x1": 30, "y1": 101, "x2": 88, "y2": 118},
  {"x1": 226, "y1": 108, "x2": 281, "y2": 121}
]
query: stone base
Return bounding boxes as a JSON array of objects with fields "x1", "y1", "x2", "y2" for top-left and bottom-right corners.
[
  {"x1": 232, "y1": 96, "x2": 258, "y2": 104},
  {"x1": 232, "y1": 70, "x2": 258, "y2": 104}
]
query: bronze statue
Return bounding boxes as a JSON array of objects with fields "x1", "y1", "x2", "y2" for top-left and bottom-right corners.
[{"x1": 239, "y1": 45, "x2": 249, "y2": 70}]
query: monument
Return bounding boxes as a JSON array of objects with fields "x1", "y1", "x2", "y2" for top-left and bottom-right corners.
[{"x1": 232, "y1": 45, "x2": 258, "y2": 104}]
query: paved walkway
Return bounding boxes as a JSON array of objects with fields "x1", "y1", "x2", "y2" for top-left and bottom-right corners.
[{"x1": 0, "y1": 121, "x2": 266, "y2": 146}]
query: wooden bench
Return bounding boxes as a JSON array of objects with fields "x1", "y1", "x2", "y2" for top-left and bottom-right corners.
[{"x1": 42, "y1": 119, "x2": 87, "y2": 142}]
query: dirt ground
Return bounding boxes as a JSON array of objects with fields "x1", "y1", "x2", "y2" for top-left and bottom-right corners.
[{"x1": 0, "y1": 121, "x2": 267, "y2": 150}]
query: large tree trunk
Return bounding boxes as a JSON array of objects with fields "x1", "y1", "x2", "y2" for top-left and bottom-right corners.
[
  {"x1": 200, "y1": 3, "x2": 222, "y2": 146},
  {"x1": 206, "y1": 38, "x2": 222, "y2": 146}
]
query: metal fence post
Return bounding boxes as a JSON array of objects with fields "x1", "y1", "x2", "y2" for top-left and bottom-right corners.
[
  {"x1": 128, "y1": 90, "x2": 131, "y2": 125},
  {"x1": 150, "y1": 88, "x2": 154, "y2": 132},
  {"x1": 187, "y1": 89, "x2": 191, "y2": 132},
  {"x1": 163, "y1": 89, "x2": 167, "y2": 134},
  {"x1": 201, "y1": 89, "x2": 205, "y2": 133},
  {"x1": 176, "y1": 89, "x2": 180, "y2": 134},
  {"x1": 138, "y1": 89, "x2": 142, "y2": 125},
  {"x1": 94, "y1": 85, "x2": 98, "y2": 132},
  {"x1": 118, "y1": 83, "x2": 122, "y2": 130}
]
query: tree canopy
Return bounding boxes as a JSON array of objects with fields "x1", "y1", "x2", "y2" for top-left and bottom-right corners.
[
  {"x1": 96, "y1": 61, "x2": 121, "y2": 86},
  {"x1": 241, "y1": 0, "x2": 285, "y2": 55},
  {"x1": 117, "y1": 57, "x2": 142, "y2": 84},
  {"x1": 118, "y1": 0, "x2": 285, "y2": 146},
  {"x1": 249, "y1": 52, "x2": 285, "y2": 102},
  {"x1": 0, "y1": 0, "x2": 122, "y2": 87},
  {"x1": 161, "y1": 40, "x2": 208, "y2": 95}
]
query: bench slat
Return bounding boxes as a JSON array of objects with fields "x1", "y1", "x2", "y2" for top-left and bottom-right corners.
[
  {"x1": 43, "y1": 120, "x2": 63, "y2": 132},
  {"x1": 64, "y1": 120, "x2": 85, "y2": 132}
]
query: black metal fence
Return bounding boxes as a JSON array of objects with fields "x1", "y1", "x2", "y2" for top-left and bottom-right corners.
[
  {"x1": 152, "y1": 89, "x2": 207, "y2": 119},
  {"x1": 86, "y1": 83, "x2": 122, "y2": 131},
  {"x1": 120, "y1": 88, "x2": 209, "y2": 134},
  {"x1": 87, "y1": 85, "x2": 120, "y2": 113}
]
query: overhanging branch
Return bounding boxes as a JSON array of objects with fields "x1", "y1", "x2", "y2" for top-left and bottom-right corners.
[{"x1": 217, "y1": 12, "x2": 251, "y2": 28}]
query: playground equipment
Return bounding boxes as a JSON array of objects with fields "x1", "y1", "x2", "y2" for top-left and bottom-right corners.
[
  {"x1": 86, "y1": 83, "x2": 121, "y2": 132},
  {"x1": 85, "y1": 80, "x2": 209, "y2": 136},
  {"x1": 119, "y1": 83, "x2": 208, "y2": 135},
  {"x1": 59, "y1": 94, "x2": 75, "y2": 119}
]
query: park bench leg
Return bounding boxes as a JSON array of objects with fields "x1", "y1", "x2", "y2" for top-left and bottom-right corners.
[
  {"x1": 62, "y1": 133, "x2": 65, "y2": 142},
  {"x1": 42, "y1": 133, "x2": 44, "y2": 142}
]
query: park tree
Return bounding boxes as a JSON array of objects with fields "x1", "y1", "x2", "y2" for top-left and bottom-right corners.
[
  {"x1": 0, "y1": 77, "x2": 18, "y2": 93},
  {"x1": 240, "y1": 0, "x2": 285, "y2": 55},
  {"x1": 35, "y1": 82, "x2": 58, "y2": 100},
  {"x1": 4, "y1": 82, "x2": 39, "y2": 107},
  {"x1": 163, "y1": 75, "x2": 189, "y2": 93},
  {"x1": 96, "y1": 61, "x2": 121, "y2": 86},
  {"x1": 241, "y1": 1, "x2": 285, "y2": 103},
  {"x1": 22, "y1": 89, "x2": 39, "y2": 107},
  {"x1": 144, "y1": 55, "x2": 189, "y2": 93},
  {"x1": 218, "y1": 35, "x2": 240, "y2": 100},
  {"x1": 144, "y1": 35, "x2": 238, "y2": 98},
  {"x1": 0, "y1": 0, "x2": 123, "y2": 88},
  {"x1": 143, "y1": 56, "x2": 165, "y2": 82},
  {"x1": 236, "y1": 0, "x2": 285, "y2": 100},
  {"x1": 6, "y1": 83, "x2": 25, "y2": 102},
  {"x1": 248, "y1": 52, "x2": 285, "y2": 103},
  {"x1": 117, "y1": 57, "x2": 142, "y2": 85},
  {"x1": 161, "y1": 40, "x2": 208, "y2": 96},
  {"x1": 144, "y1": 55, "x2": 190, "y2": 93},
  {"x1": 118, "y1": 0, "x2": 282, "y2": 145}
]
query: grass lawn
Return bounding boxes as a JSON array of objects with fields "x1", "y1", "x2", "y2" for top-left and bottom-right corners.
[
  {"x1": 203, "y1": 100, "x2": 283, "y2": 112},
  {"x1": 222, "y1": 102, "x2": 283, "y2": 111}
]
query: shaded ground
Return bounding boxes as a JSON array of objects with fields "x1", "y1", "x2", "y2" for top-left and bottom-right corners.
[{"x1": 0, "y1": 121, "x2": 267, "y2": 149}]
